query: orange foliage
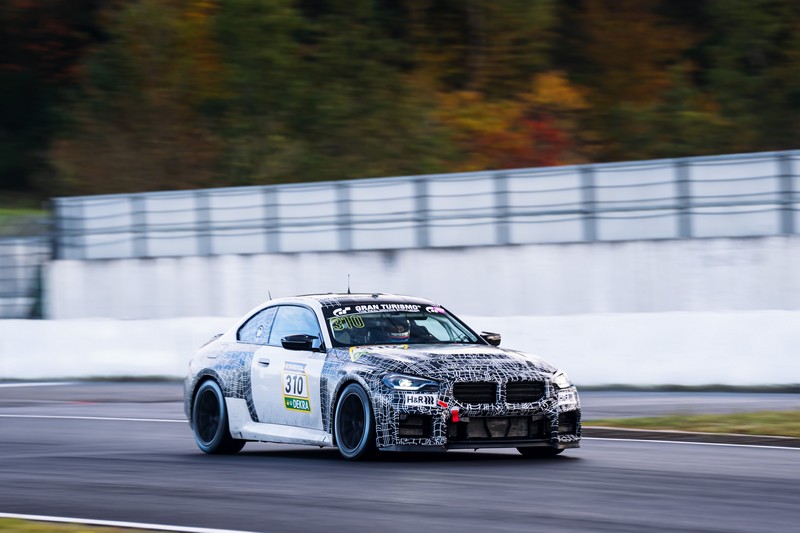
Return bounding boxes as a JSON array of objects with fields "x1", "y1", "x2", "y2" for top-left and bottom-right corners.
[{"x1": 439, "y1": 72, "x2": 588, "y2": 170}]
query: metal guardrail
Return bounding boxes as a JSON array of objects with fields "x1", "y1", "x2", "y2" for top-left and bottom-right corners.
[
  {"x1": 0, "y1": 215, "x2": 51, "y2": 318},
  {"x1": 52, "y1": 150, "x2": 799, "y2": 260}
]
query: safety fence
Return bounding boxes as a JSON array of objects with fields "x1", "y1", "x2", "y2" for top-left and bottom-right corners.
[
  {"x1": 50, "y1": 150, "x2": 800, "y2": 260},
  {"x1": 0, "y1": 215, "x2": 50, "y2": 318}
]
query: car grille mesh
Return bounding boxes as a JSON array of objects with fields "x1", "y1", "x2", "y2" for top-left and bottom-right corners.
[
  {"x1": 506, "y1": 381, "x2": 545, "y2": 403},
  {"x1": 452, "y1": 382, "x2": 497, "y2": 403},
  {"x1": 452, "y1": 381, "x2": 545, "y2": 404}
]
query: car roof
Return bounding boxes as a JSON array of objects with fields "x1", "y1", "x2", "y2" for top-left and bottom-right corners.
[
  {"x1": 239, "y1": 294, "x2": 441, "y2": 321},
  {"x1": 286, "y1": 292, "x2": 437, "y2": 307}
]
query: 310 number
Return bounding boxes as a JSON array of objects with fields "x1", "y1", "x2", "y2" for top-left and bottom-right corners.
[{"x1": 284, "y1": 373, "x2": 306, "y2": 397}]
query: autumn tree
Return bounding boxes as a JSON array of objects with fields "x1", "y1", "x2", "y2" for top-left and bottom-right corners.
[
  {"x1": 7, "y1": 0, "x2": 800, "y2": 198},
  {"x1": 438, "y1": 71, "x2": 588, "y2": 170}
]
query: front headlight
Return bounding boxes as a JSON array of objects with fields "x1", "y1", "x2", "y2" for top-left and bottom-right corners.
[
  {"x1": 382, "y1": 373, "x2": 438, "y2": 391},
  {"x1": 552, "y1": 370, "x2": 572, "y2": 389}
]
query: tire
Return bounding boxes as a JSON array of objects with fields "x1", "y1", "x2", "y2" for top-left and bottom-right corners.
[
  {"x1": 517, "y1": 447, "x2": 563, "y2": 458},
  {"x1": 192, "y1": 380, "x2": 246, "y2": 454},
  {"x1": 334, "y1": 383, "x2": 377, "y2": 460}
]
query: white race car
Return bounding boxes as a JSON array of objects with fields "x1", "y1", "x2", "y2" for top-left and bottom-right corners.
[{"x1": 185, "y1": 293, "x2": 580, "y2": 460}]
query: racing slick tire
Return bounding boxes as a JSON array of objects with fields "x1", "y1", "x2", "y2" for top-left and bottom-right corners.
[
  {"x1": 334, "y1": 383, "x2": 377, "y2": 461},
  {"x1": 192, "y1": 380, "x2": 246, "y2": 454},
  {"x1": 517, "y1": 447, "x2": 563, "y2": 458}
]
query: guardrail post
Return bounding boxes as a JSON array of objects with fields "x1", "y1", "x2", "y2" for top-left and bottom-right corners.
[
  {"x1": 494, "y1": 172, "x2": 511, "y2": 245},
  {"x1": 675, "y1": 159, "x2": 693, "y2": 238},
  {"x1": 73, "y1": 200, "x2": 87, "y2": 260},
  {"x1": 131, "y1": 195, "x2": 148, "y2": 258},
  {"x1": 263, "y1": 187, "x2": 279, "y2": 253},
  {"x1": 336, "y1": 182, "x2": 352, "y2": 251},
  {"x1": 50, "y1": 199, "x2": 62, "y2": 260},
  {"x1": 415, "y1": 178, "x2": 429, "y2": 248},
  {"x1": 195, "y1": 191, "x2": 212, "y2": 256},
  {"x1": 778, "y1": 152, "x2": 795, "y2": 234},
  {"x1": 580, "y1": 166, "x2": 597, "y2": 242}
]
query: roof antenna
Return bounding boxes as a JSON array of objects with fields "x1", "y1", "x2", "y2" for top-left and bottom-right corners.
[
  {"x1": 347, "y1": 274, "x2": 351, "y2": 295},
  {"x1": 268, "y1": 290, "x2": 273, "y2": 300}
]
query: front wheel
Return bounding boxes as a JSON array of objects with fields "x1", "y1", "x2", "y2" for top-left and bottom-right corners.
[
  {"x1": 517, "y1": 447, "x2": 563, "y2": 458},
  {"x1": 192, "y1": 380, "x2": 245, "y2": 454},
  {"x1": 334, "y1": 383, "x2": 377, "y2": 460}
]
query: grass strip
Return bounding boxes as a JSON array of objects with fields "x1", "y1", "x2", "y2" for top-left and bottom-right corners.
[
  {"x1": 0, "y1": 518, "x2": 151, "y2": 532},
  {"x1": 585, "y1": 410, "x2": 800, "y2": 438},
  {"x1": 0, "y1": 208, "x2": 46, "y2": 217}
]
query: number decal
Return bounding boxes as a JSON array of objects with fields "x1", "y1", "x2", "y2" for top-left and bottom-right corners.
[
  {"x1": 331, "y1": 315, "x2": 365, "y2": 331},
  {"x1": 283, "y1": 363, "x2": 311, "y2": 412},
  {"x1": 284, "y1": 374, "x2": 305, "y2": 396}
]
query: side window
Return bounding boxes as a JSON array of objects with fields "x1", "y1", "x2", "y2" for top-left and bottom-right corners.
[
  {"x1": 268, "y1": 306, "x2": 322, "y2": 349},
  {"x1": 237, "y1": 307, "x2": 278, "y2": 344}
]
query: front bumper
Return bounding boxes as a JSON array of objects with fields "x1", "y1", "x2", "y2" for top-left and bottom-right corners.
[{"x1": 374, "y1": 383, "x2": 582, "y2": 450}]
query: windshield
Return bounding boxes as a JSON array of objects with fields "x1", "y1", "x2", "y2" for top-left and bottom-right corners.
[{"x1": 322, "y1": 304, "x2": 480, "y2": 347}]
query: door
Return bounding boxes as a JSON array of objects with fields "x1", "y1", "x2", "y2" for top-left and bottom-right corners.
[{"x1": 250, "y1": 305, "x2": 326, "y2": 431}]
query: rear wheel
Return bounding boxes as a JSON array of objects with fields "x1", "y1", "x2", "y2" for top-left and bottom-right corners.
[
  {"x1": 517, "y1": 447, "x2": 563, "y2": 458},
  {"x1": 334, "y1": 383, "x2": 377, "y2": 460},
  {"x1": 192, "y1": 380, "x2": 245, "y2": 454}
]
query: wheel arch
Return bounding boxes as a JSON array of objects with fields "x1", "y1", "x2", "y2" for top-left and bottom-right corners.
[
  {"x1": 329, "y1": 375, "x2": 375, "y2": 447},
  {"x1": 188, "y1": 371, "x2": 224, "y2": 428}
]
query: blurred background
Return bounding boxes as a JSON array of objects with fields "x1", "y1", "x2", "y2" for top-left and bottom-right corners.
[
  {"x1": 4, "y1": 0, "x2": 800, "y2": 197},
  {"x1": 1, "y1": 0, "x2": 799, "y2": 385}
]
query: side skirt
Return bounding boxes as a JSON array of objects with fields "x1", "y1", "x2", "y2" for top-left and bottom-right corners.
[{"x1": 226, "y1": 398, "x2": 334, "y2": 447}]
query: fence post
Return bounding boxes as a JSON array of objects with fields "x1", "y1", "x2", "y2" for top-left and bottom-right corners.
[
  {"x1": 675, "y1": 159, "x2": 693, "y2": 238},
  {"x1": 415, "y1": 178, "x2": 429, "y2": 248},
  {"x1": 580, "y1": 166, "x2": 597, "y2": 242},
  {"x1": 73, "y1": 200, "x2": 87, "y2": 260},
  {"x1": 131, "y1": 195, "x2": 148, "y2": 258},
  {"x1": 50, "y1": 199, "x2": 62, "y2": 260},
  {"x1": 195, "y1": 191, "x2": 212, "y2": 256},
  {"x1": 778, "y1": 152, "x2": 795, "y2": 235},
  {"x1": 494, "y1": 172, "x2": 511, "y2": 245},
  {"x1": 336, "y1": 181, "x2": 352, "y2": 251},
  {"x1": 263, "y1": 186, "x2": 279, "y2": 254}
]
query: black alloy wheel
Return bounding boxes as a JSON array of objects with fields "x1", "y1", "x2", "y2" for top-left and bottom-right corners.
[
  {"x1": 334, "y1": 383, "x2": 377, "y2": 460},
  {"x1": 192, "y1": 380, "x2": 246, "y2": 454}
]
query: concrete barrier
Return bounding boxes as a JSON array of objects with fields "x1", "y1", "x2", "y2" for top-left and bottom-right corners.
[
  {"x1": 45, "y1": 236, "x2": 800, "y2": 320},
  {"x1": 1, "y1": 311, "x2": 798, "y2": 385}
]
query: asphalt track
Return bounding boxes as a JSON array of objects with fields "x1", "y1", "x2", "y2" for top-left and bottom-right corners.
[{"x1": 1, "y1": 383, "x2": 799, "y2": 532}]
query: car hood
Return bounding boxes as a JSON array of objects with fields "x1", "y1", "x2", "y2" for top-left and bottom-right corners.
[{"x1": 342, "y1": 343, "x2": 558, "y2": 382}]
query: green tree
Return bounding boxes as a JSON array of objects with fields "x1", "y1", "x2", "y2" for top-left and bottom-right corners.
[
  {"x1": 217, "y1": 0, "x2": 454, "y2": 184},
  {"x1": 51, "y1": 0, "x2": 225, "y2": 194},
  {"x1": 705, "y1": 0, "x2": 800, "y2": 150},
  {"x1": 567, "y1": 0, "x2": 732, "y2": 161},
  {"x1": 405, "y1": 0, "x2": 556, "y2": 97},
  {"x1": 0, "y1": 0, "x2": 106, "y2": 197}
]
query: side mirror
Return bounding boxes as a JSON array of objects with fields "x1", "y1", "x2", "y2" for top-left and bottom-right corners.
[
  {"x1": 281, "y1": 334, "x2": 319, "y2": 351},
  {"x1": 480, "y1": 331, "x2": 501, "y2": 346}
]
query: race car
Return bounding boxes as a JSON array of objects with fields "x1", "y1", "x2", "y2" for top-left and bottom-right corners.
[{"x1": 184, "y1": 293, "x2": 580, "y2": 460}]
